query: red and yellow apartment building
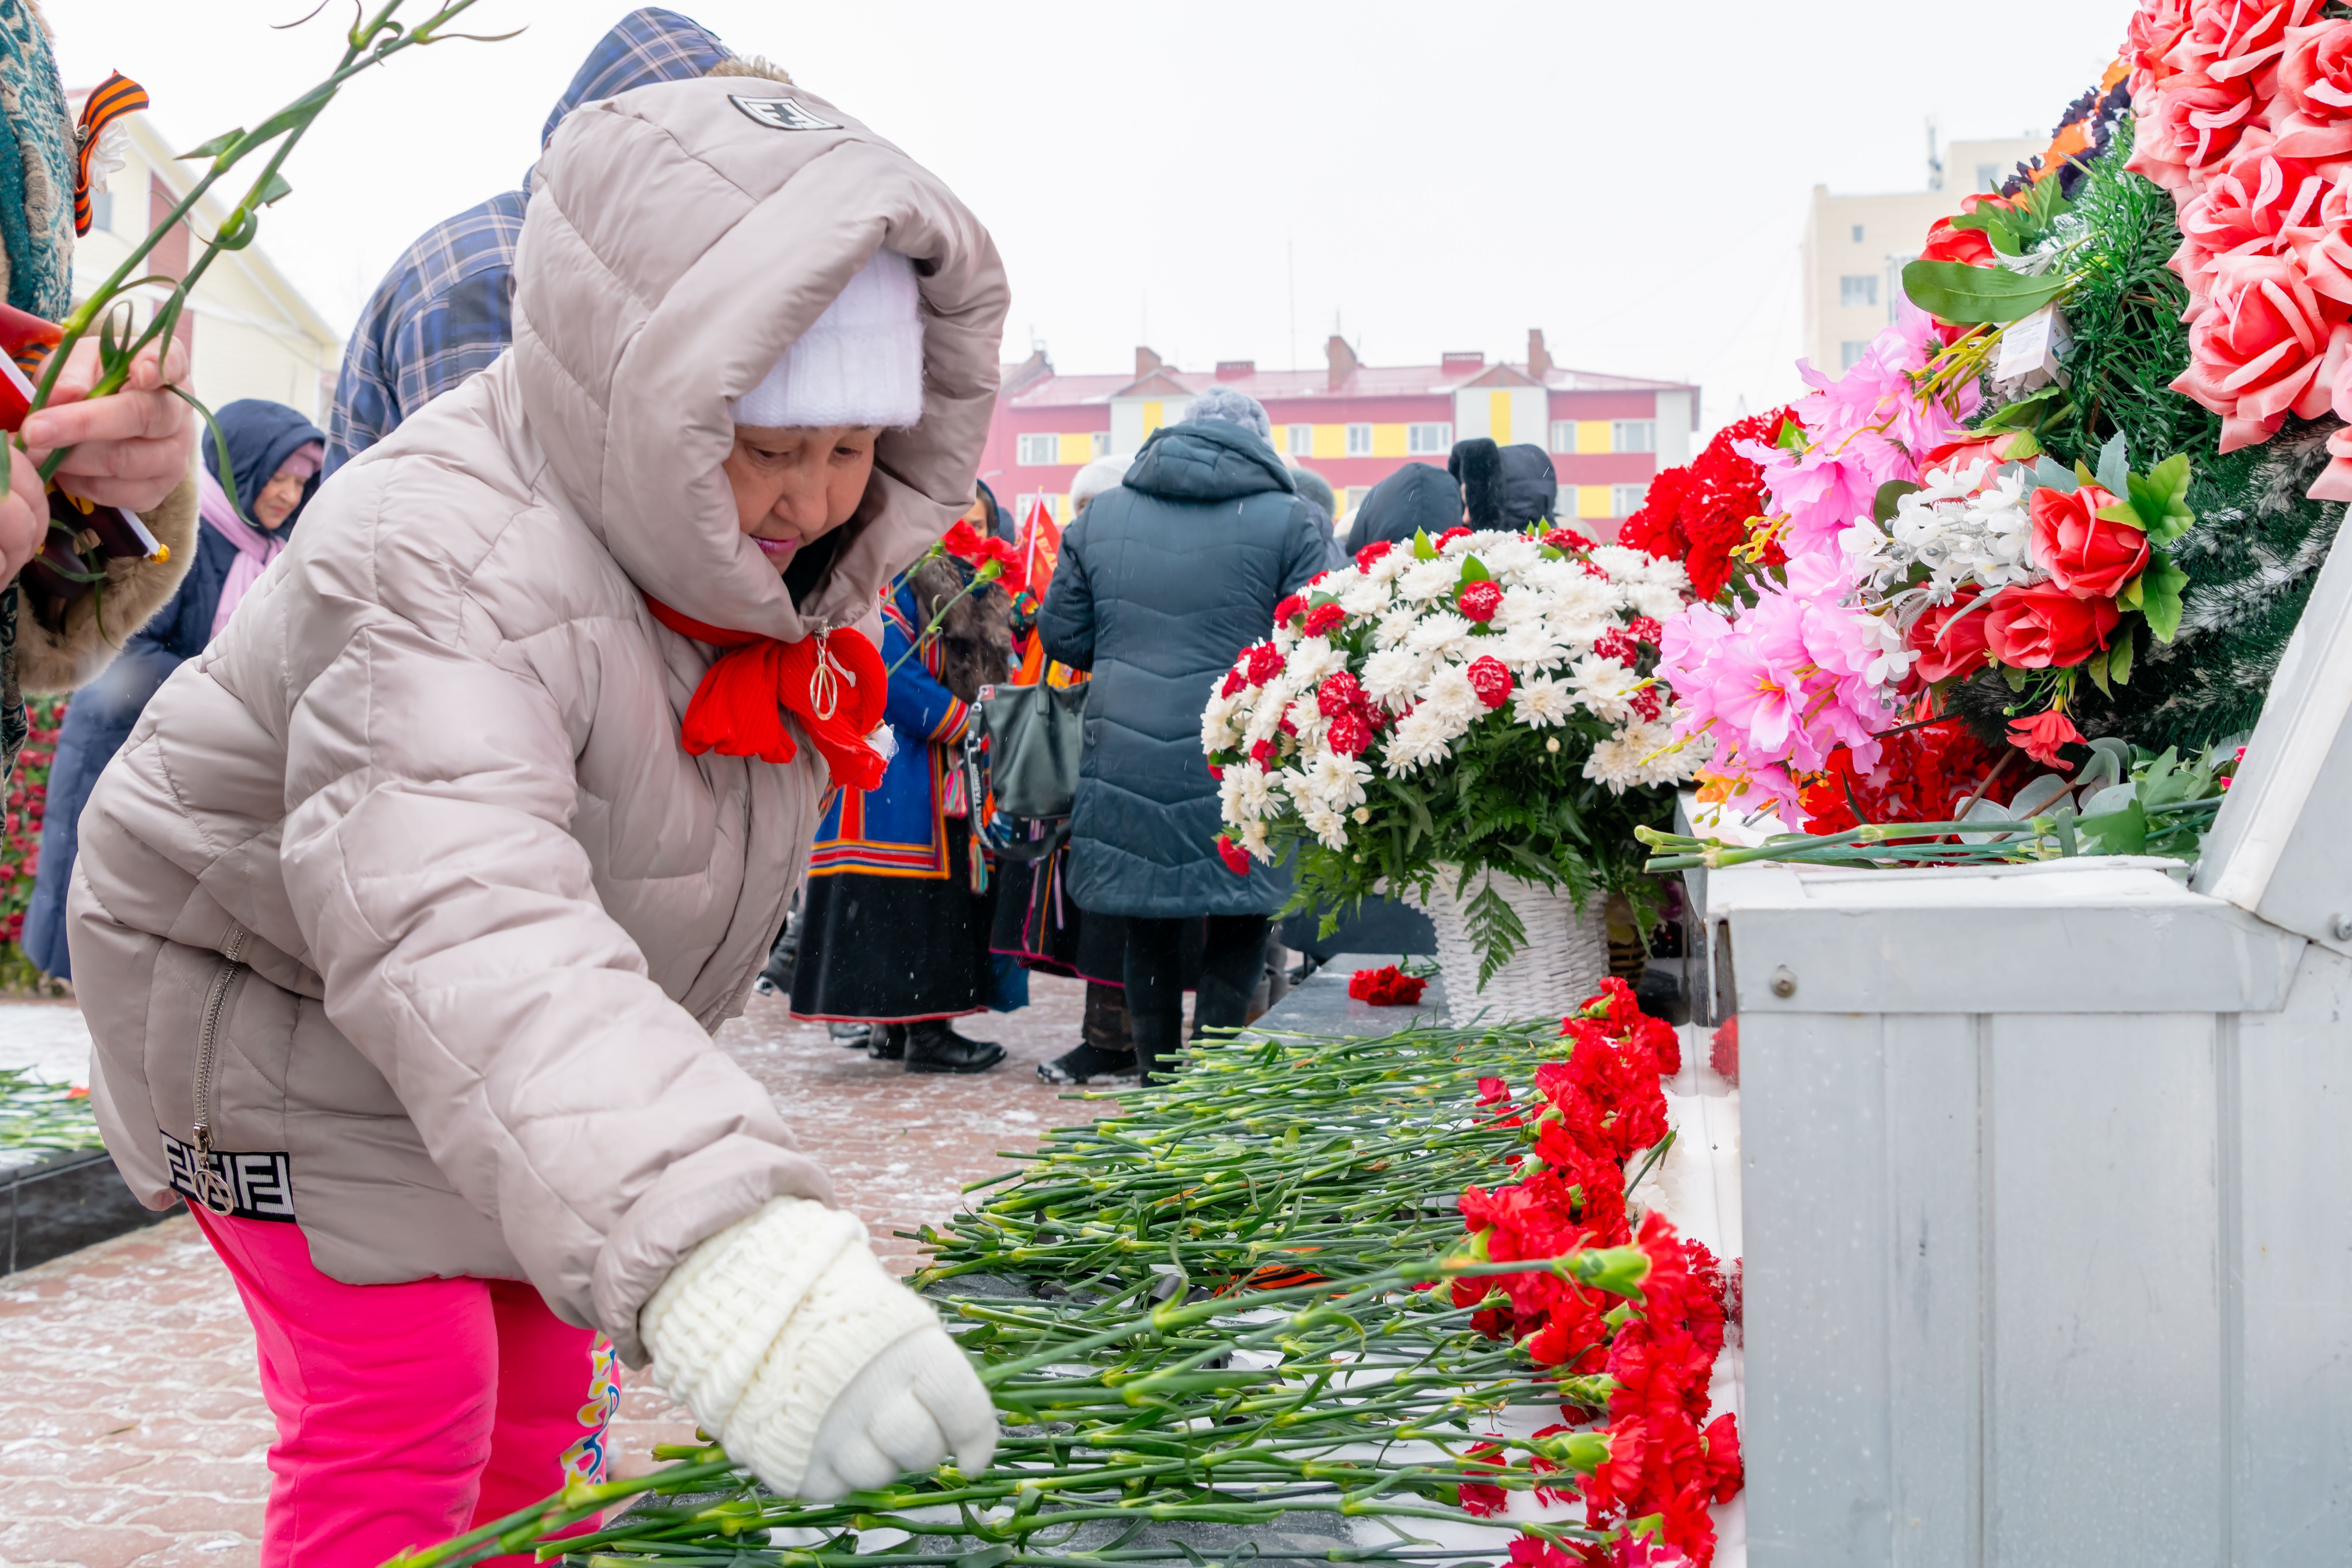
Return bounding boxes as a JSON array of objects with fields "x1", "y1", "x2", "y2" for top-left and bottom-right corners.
[{"x1": 979, "y1": 330, "x2": 1697, "y2": 538}]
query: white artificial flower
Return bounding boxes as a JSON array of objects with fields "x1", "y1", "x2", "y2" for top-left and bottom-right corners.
[
  {"x1": 1339, "y1": 574, "x2": 1393, "y2": 617},
  {"x1": 1362, "y1": 646, "x2": 1430, "y2": 709},
  {"x1": 1569, "y1": 653, "x2": 1642, "y2": 720},
  {"x1": 1582, "y1": 732, "x2": 1644, "y2": 791},
  {"x1": 1542, "y1": 574, "x2": 1619, "y2": 647},
  {"x1": 1511, "y1": 674, "x2": 1575, "y2": 727},
  {"x1": 1302, "y1": 805, "x2": 1350, "y2": 851},
  {"x1": 1219, "y1": 764, "x2": 1264, "y2": 822},
  {"x1": 1422, "y1": 661, "x2": 1482, "y2": 727},
  {"x1": 1279, "y1": 766, "x2": 1321, "y2": 814},
  {"x1": 1589, "y1": 544, "x2": 1653, "y2": 582},
  {"x1": 1310, "y1": 749, "x2": 1372, "y2": 809},
  {"x1": 1397, "y1": 557, "x2": 1463, "y2": 603},
  {"x1": 1406, "y1": 611, "x2": 1475, "y2": 660},
  {"x1": 1242, "y1": 693, "x2": 1287, "y2": 750},
  {"x1": 1631, "y1": 582, "x2": 1687, "y2": 622},
  {"x1": 1286, "y1": 697, "x2": 1328, "y2": 748},
  {"x1": 1383, "y1": 707, "x2": 1454, "y2": 775},
  {"x1": 1372, "y1": 607, "x2": 1422, "y2": 650},
  {"x1": 1285, "y1": 637, "x2": 1344, "y2": 689},
  {"x1": 1364, "y1": 547, "x2": 1412, "y2": 584},
  {"x1": 1491, "y1": 621, "x2": 1566, "y2": 673},
  {"x1": 1201, "y1": 693, "x2": 1241, "y2": 753},
  {"x1": 1478, "y1": 536, "x2": 1541, "y2": 576},
  {"x1": 1632, "y1": 719, "x2": 1706, "y2": 787},
  {"x1": 1238, "y1": 819, "x2": 1272, "y2": 859}
]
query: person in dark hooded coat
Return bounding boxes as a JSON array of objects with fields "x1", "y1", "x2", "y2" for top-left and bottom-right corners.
[
  {"x1": 22, "y1": 400, "x2": 323, "y2": 976},
  {"x1": 1035, "y1": 387, "x2": 1326, "y2": 1081},
  {"x1": 1343, "y1": 462, "x2": 1462, "y2": 555},
  {"x1": 1450, "y1": 438, "x2": 1561, "y2": 530}
]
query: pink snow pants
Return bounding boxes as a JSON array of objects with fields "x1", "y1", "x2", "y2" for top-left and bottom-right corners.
[{"x1": 191, "y1": 1209, "x2": 619, "y2": 1568}]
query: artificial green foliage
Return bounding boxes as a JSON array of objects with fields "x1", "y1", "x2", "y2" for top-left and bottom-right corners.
[{"x1": 1962, "y1": 116, "x2": 2347, "y2": 750}]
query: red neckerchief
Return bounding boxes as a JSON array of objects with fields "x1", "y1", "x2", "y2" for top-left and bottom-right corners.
[{"x1": 643, "y1": 595, "x2": 889, "y2": 791}]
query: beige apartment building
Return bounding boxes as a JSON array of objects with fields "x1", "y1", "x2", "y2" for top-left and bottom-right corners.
[
  {"x1": 1802, "y1": 135, "x2": 2044, "y2": 376},
  {"x1": 68, "y1": 97, "x2": 342, "y2": 422}
]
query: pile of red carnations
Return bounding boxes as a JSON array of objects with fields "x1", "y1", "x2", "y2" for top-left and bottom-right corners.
[
  {"x1": 1456, "y1": 980, "x2": 1743, "y2": 1565},
  {"x1": 1347, "y1": 963, "x2": 1428, "y2": 1005}
]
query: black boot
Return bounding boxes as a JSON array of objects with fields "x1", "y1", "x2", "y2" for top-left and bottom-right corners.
[
  {"x1": 1038, "y1": 1042, "x2": 1139, "y2": 1085},
  {"x1": 869, "y1": 1024, "x2": 906, "y2": 1062},
  {"x1": 902, "y1": 1018, "x2": 1006, "y2": 1074},
  {"x1": 1129, "y1": 1011, "x2": 1184, "y2": 1085}
]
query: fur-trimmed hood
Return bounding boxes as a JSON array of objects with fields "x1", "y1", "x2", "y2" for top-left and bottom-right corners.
[{"x1": 909, "y1": 554, "x2": 1010, "y2": 703}]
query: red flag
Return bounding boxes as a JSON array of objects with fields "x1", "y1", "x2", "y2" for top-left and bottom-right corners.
[{"x1": 1020, "y1": 495, "x2": 1063, "y2": 594}]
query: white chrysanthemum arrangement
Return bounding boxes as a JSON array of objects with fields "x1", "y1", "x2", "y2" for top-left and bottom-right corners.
[{"x1": 1201, "y1": 523, "x2": 1708, "y2": 955}]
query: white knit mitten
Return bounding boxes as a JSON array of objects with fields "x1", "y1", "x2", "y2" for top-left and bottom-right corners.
[{"x1": 639, "y1": 1196, "x2": 997, "y2": 1499}]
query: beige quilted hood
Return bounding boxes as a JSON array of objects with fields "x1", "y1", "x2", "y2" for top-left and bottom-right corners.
[
  {"x1": 67, "y1": 78, "x2": 1008, "y2": 1362},
  {"x1": 516, "y1": 78, "x2": 1005, "y2": 638}
]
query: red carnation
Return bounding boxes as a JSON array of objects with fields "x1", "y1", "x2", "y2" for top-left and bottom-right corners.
[
  {"x1": 1244, "y1": 642, "x2": 1285, "y2": 684},
  {"x1": 1303, "y1": 601, "x2": 1347, "y2": 636},
  {"x1": 1327, "y1": 710, "x2": 1373, "y2": 757},
  {"x1": 1457, "y1": 579, "x2": 1503, "y2": 622},
  {"x1": 1348, "y1": 964, "x2": 1428, "y2": 1006},
  {"x1": 1317, "y1": 671, "x2": 1366, "y2": 717},
  {"x1": 1249, "y1": 738, "x2": 1278, "y2": 768},
  {"x1": 1219, "y1": 668, "x2": 1248, "y2": 698},
  {"x1": 1436, "y1": 525, "x2": 1473, "y2": 548},
  {"x1": 1630, "y1": 684, "x2": 1662, "y2": 721},
  {"x1": 1355, "y1": 540, "x2": 1394, "y2": 569},
  {"x1": 1273, "y1": 593, "x2": 1306, "y2": 626},
  {"x1": 1467, "y1": 655, "x2": 1513, "y2": 709},
  {"x1": 1543, "y1": 526, "x2": 1594, "y2": 551},
  {"x1": 1216, "y1": 834, "x2": 1250, "y2": 875},
  {"x1": 1593, "y1": 627, "x2": 1640, "y2": 666},
  {"x1": 1628, "y1": 615, "x2": 1662, "y2": 644}
]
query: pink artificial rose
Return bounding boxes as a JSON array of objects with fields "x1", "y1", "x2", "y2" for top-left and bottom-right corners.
[
  {"x1": 2128, "y1": 70, "x2": 2264, "y2": 194},
  {"x1": 2167, "y1": 0, "x2": 2319, "y2": 86},
  {"x1": 2171, "y1": 146, "x2": 2328, "y2": 298},
  {"x1": 2273, "y1": 20, "x2": 2352, "y2": 157},
  {"x1": 2171, "y1": 248, "x2": 2352, "y2": 450},
  {"x1": 2130, "y1": 0, "x2": 2197, "y2": 98}
]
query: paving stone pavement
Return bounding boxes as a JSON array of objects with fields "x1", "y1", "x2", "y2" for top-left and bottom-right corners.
[{"x1": 0, "y1": 976, "x2": 1103, "y2": 1567}]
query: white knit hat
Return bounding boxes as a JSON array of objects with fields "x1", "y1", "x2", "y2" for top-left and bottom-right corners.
[{"x1": 731, "y1": 249, "x2": 923, "y2": 428}]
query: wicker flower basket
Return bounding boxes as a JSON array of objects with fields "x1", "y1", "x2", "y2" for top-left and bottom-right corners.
[{"x1": 1416, "y1": 866, "x2": 1611, "y2": 1018}]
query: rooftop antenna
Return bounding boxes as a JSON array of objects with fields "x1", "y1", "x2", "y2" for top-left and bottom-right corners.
[{"x1": 1927, "y1": 116, "x2": 1944, "y2": 192}]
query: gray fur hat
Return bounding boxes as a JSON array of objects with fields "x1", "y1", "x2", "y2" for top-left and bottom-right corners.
[{"x1": 1182, "y1": 385, "x2": 1271, "y2": 438}]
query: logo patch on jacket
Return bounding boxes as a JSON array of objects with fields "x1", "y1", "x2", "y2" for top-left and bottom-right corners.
[
  {"x1": 161, "y1": 1132, "x2": 296, "y2": 1222},
  {"x1": 730, "y1": 96, "x2": 839, "y2": 132}
]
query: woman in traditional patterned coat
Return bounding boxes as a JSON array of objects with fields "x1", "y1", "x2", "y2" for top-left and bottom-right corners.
[{"x1": 790, "y1": 553, "x2": 1014, "y2": 1071}]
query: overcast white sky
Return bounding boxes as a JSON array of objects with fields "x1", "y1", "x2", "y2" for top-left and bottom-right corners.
[{"x1": 58, "y1": 0, "x2": 2128, "y2": 432}]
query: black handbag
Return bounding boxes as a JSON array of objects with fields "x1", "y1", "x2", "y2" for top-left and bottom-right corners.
[{"x1": 974, "y1": 680, "x2": 1088, "y2": 862}]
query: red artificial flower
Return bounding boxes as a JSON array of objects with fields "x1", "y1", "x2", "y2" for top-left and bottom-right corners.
[
  {"x1": 1795, "y1": 714, "x2": 2012, "y2": 835},
  {"x1": 1215, "y1": 834, "x2": 1250, "y2": 874},
  {"x1": 1543, "y1": 526, "x2": 1595, "y2": 551},
  {"x1": 1249, "y1": 738, "x2": 1278, "y2": 768},
  {"x1": 1467, "y1": 656, "x2": 1513, "y2": 709},
  {"x1": 1458, "y1": 579, "x2": 1504, "y2": 622},
  {"x1": 1593, "y1": 627, "x2": 1640, "y2": 666},
  {"x1": 1906, "y1": 587, "x2": 1995, "y2": 684},
  {"x1": 1355, "y1": 539, "x2": 1394, "y2": 569},
  {"x1": 1327, "y1": 711, "x2": 1373, "y2": 757},
  {"x1": 1303, "y1": 601, "x2": 1347, "y2": 636},
  {"x1": 1348, "y1": 964, "x2": 1428, "y2": 1006},
  {"x1": 1220, "y1": 668, "x2": 1248, "y2": 698},
  {"x1": 1436, "y1": 525, "x2": 1473, "y2": 548},
  {"x1": 2029, "y1": 483, "x2": 2149, "y2": 600},
  {"x1": 1273, "y1": 593, "x2": 1306, "y2": 625},
  {"x1": 1707, "y1": 1015, "x2": 1739, "y2": 1085},
  {"x1": 1621, "y1": 406, "x2": 1798, "y2": 601},
  {"x1": 2007, "y1": 708, "x2": 2085, "y2": 768},
  {"x1": 1627, "y1": 615, "x2": 1662, "y2": 645},
  {"x1": 1983, "y1": 583, "x2": 2121, "y2": 669},
  {"x1": 1244, "y1": 642, "x2": 1285, "y2": 684},
  {"x1": 1630, "y1": 684, "x2": 1663, "y2": 722},
  {"x1": 1206, "y1": 761, "x2": 1224, "y2": 779}
]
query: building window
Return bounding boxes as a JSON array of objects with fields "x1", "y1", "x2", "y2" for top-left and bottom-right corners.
[
  {"x1": 1344, "y1": 486, "x2": 1370, "y2": 513},
  {"x1": 1850, "y1": 222, "x2": 1864, "y2": 243},
  {"x1": 1976, "y1": 162, "x2": 2003, "y2": 192},
  {"x1": 1288, "y1": 423, "x2": 1314, "y2": 457},
  {"x1": 1840, "y1": 275, "x2": 1879, "y2": 309},
  {"x1": 1548, "y1": 420, "x2": 1574, "y2": 454},
  {"x1": 1407, "y1": 422, "x2": 1451, "y2": 455},
  {"x1": 1611, "y1": 483, "x2": 1648, "y2": 517},
  {"x1": 1611, "y1": 420, "x2": 1656, "y2": 455},
  {"x1": 91, "y1": 189, "x2": 114, "y2": 234},
  {"x1": 1017, "y1": 432, "x2": 1061, "y2": 466},
  {"x1": 1091, "y1": 431, "x2": 1109, "y2": 460},
  {"x1": 1840, "y1": 340, "x2": 1872, "y2": 371},
  {"x1": 1346, "y1": 424, "x2": 1373, "y2": 456}
]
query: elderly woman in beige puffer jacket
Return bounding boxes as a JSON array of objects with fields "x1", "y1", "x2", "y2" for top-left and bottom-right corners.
[{"x1": 67, "y1": 77, "x2": 1008, "y2": 1562}]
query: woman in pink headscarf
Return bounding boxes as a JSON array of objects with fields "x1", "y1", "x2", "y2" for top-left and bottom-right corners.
[{"x1": 22, "y1": 397, "x2": 323, "y2": 978}]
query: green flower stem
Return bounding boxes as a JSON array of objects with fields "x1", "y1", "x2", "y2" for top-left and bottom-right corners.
[{"x1": 884, "y1": 554, "x2": 1002, "y2": 677}]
